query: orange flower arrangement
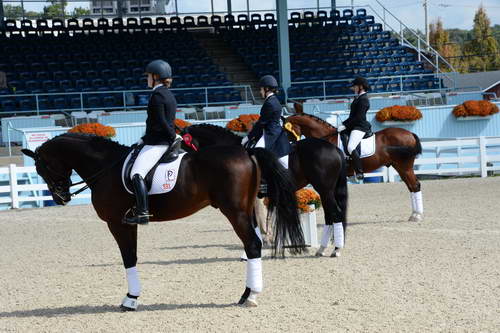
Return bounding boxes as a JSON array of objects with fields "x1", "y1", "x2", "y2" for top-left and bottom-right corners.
[
  {"x1": 296, "y1": 188, "x2": 321, "y2": 213},
  {"x1": 68, "y1": 123, "x2": 116, "y2": 138},
  {"x1": 265, "y1": 188, "x2": 321, "y2": 213},
  {"x1": 375, "y1": 105, "x2": 423, "y2": 122},
  {"x1": 226, "y1": 114, "x2": 260, "y2": 132},
  {"x1": 452, "y1": 100, "x2": 499, "y2": 118},
  {"x1": 175, "y1": 118, "x2": 192, "y2": 133}
]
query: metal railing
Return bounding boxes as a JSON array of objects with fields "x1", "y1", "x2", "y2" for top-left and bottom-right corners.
[
  {"x1": 0, "y1": 85, "x2": 255, "y2": 116},
  {"x1": 368, "y1": 1, "x2": 456, "y2": 74},
  {"x1": 288, "y1": 73, "x2": 455, "y2": 101}
]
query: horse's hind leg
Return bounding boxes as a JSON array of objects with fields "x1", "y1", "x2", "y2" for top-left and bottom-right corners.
[
  {"x1": 392, "y1": 159, "x2": 423, "y2": 222},
  {"x1": 315, "y1": 189, "x2": 345, "y2": 258},
  {"x1": 222, "y1": 209, "x2": 263, "y2": 307},
  {"x1": 107, "y1": 222, "x2": 141, "y2": 311}
]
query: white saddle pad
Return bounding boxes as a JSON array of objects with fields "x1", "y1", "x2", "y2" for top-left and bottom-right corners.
[
  {"x1": 338, "y1": 134, "x2": 376, "y2": 158},
  {"x1": 255, "y1": 135, "x2": 288, "y2": 169},
  {"x1": 122, "y1": 151, "x2": 187, "y2": 195}
]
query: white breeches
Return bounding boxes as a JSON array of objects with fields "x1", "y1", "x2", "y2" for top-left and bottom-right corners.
[
  {"x1": 347, "y1": 130, "x2": 365, "y2": 154},
  {"x1": 130, "y1": 144, "x2": 169, "y2": 178},
  {"x1": 255, "y1": 134, "x2": 265, "y2": 148}
]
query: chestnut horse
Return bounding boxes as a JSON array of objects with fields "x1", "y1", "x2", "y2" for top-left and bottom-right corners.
[
  {"x1": 181, "y1": 124, "x2": 349, "y2": 258},
  {"x1": 21, "y1": 133, "x2": 305, "y2": 310},
  {"x1": 285, "y1": 106, "x2": 423, "y2": 222}
]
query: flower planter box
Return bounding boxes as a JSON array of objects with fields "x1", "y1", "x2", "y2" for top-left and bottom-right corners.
[
  {"x1": 455, "y1": 116, "x2": 492, "y2": 121},
  {"x1": 299, "y1": 204, "x2": 318, "y2": 247},
  {"x1": 379, "y1": 120, "x2": 416, "y2": 126}
]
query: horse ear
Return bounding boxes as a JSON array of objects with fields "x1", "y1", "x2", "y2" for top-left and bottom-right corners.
[
  {"x1": 21, "y1": 149, "x2": 36, "y2": 159},
  {"x1": 293, "y1": 102, "x2": 304, "y2": 114}
]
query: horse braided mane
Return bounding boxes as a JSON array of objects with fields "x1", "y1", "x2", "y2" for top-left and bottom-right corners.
[
  {"x1": 291, "y1": 112, "x2": 337, "y2": 130},
  {"x1": 188, "y1": 123, "x2": 242, "y2": 141},
  {"x1": 49, "y1": 133, "x2": 130, "y2": 155}
]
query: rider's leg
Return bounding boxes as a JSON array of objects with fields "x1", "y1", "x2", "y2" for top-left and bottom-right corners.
[
  {"x1": 124, "y1": 145, "x2": 168, "y2": 225},
  {"x1": 347, "y1": 130, "x2": 365, "y2": 179}
]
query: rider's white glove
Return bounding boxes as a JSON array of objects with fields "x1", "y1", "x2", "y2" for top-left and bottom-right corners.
[
  {"x1": 337, "y1": 125, "x2": 346, "y2": 132},
  {"x1": 175, "y1": 134, "x2": 182, "y2": 141},
  {"x1": 241, "y1": 136, "x2": 249, "y2": 145}
]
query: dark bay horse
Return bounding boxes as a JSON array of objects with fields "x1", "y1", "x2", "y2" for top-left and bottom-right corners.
[
  {"x1": 181, "y1": 124, "x2": 348, "y2": 258},
  {"x1": 284, "y1": 110, "x2": 424, "y2": 222},
  {"x1": 21, "y1": 133, "x2": 305, "y2": 309}
]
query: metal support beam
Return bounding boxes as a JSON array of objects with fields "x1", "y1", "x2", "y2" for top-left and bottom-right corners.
[
  {"x1": 211, "y1": 0, "x2": 214, "y2": 16},
  {"x1": 0, "y1": 0, "x2": 5, "y2": 30},
  {"x1": 117, "y1": 0, "x2": 123, "y2": 18},
  {"x1": 227, "y1": 0, "x2": 232, "y2": 15},
  {"x1": 331, "y1": 0, "x2": 336, "y2": 11},
  {"x1": 276, "y1": 0, "x2": 291, "y2": 96},
  {"x1": 174, "y1": 0, "x2": 178, "y2": 16},
  {"x1": 424, "y1": 0, "x2": 429, "y2": 48}
]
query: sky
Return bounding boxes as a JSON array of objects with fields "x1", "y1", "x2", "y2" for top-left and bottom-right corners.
[{"x1": 15, "y1": 0, "x2": 500, "y2": 31}]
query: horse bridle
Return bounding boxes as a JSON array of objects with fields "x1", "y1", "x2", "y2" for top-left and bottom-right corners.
[
  {"x1": 284, "y1": 121, "x2": 338, "y2": 142},
  {"x1": 34, "y1": 151, "x2": 123, "y2": 200}
]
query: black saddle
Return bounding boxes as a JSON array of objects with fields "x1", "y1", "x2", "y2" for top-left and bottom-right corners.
[{"x1": 124, "y1": 137, "x2": 183, "y2": 192}]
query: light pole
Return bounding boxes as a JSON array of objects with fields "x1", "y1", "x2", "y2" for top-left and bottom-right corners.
[{"x1": 424, "y1": 0, "x2": 429, "y2": 48}]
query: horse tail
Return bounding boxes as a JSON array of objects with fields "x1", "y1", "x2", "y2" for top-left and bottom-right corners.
[
  {"x1": 334, "y1": 147, "x2": 348, "y2": 235},
  {"x1": 249, "y1": 148, "x2": 305, "y2": 257},
  {"x1": 386, "y1": 132, "x2": 422, "y2": 159}
]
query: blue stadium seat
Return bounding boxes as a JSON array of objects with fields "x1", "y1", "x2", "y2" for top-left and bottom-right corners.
[{"x1": 1, "y1": 99, "x2": 17, "y2": 112}]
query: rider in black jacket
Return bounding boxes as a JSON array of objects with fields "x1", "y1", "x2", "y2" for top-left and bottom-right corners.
[
  {"x1": 243, "y1": 75, "x2": 291, "y2": 158},
  {"x1": 337, "y1": 77, "x2": 372, "y2": 180},
  {"x1": 124, "y1": 59, "x2": 177, "y2": 225}
]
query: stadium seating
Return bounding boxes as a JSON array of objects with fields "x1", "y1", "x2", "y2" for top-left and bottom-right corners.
[{"x1": 0, "y1": 9, "x2": 440, "y2": 112}]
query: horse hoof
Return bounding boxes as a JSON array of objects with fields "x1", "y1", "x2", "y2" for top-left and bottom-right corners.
[
  {"x1": 331, "y1": 250, "x2": 340, "y2": 258},
  {"x1": 408, "y1": 213, "x2": 423, "y2": 222},
  {"x1": 413, "y1": 213, "x2": 423, "y2": 222},
  {"x1": 120, "y1": 295, "x2": 138, "y2": 311},
  {"x1": 244, "y1": 299, "x2": 258, "y2": 307},
  {"x1": 120, "y1": 304, "x2": 137, "y2": 312},
  {"x1": 315, "y1": 246, "x2": 327, "y2": 257}
]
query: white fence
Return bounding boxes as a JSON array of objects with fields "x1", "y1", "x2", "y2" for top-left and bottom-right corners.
[
  {"x1": 1, "y1": 136, "x2": 500, "y2": 210},
  {"x1": 0, "y1": 164, "x2": 90, "y2": 209}
]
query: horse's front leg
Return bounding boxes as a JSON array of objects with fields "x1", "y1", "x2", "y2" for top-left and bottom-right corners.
[{"x1": 107, "y1": 222, "x2": 141, "y2": 311}]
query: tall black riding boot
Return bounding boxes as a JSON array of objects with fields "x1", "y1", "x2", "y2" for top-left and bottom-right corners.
[
  {"x1": 123, "y1": 174, "x2": 150, "y2": 225},
  {"x1": 350, "y1": 150, "x2": 364, "y2": 181}
]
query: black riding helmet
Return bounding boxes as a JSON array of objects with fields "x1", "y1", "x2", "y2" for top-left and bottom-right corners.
[
  {"x1": 349, "y1": 76, "x2": 370, "y2": 91},
  {"x1": 145, "y1": 59, "x2": 172, "y2": 79},
  {"x1": 259, "y1": 75, "x2": 279, "y2": 89}
]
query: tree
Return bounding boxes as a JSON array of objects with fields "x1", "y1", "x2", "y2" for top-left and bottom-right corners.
[
  {"x1": 429, "y1": 18, "x2": 463, "y2": 72},
  {"x1": 4, "y1": 4, "x2": 24, "y2": 19},
  {"x1": 42, "y1": 0, "x2": 67, "y2": 19},
  {"x1": 464, "y1": 5, "x2": 500, "y2": 72},
  {"x1": 4, "y1": 4, "x2": 40, "y2": 19},
  {"x1": 71, "y1": 7, "x2": 91, "y2": 18},
  {"x1": 403, "y1": 28, "x2": 425, "y2": 46}
]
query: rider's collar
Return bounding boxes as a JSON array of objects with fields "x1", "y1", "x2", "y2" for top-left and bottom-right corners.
[
  {"x1": 153, "y1": 84, "x2": 163, "y2": 91},
  {"x1": 264, "y1": 92, "x2": 275, "y2": 101}
]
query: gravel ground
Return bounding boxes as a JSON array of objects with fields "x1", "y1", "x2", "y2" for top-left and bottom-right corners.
[{"x1": 0, "y1": 177, "x2": 499, "y2": 333}]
